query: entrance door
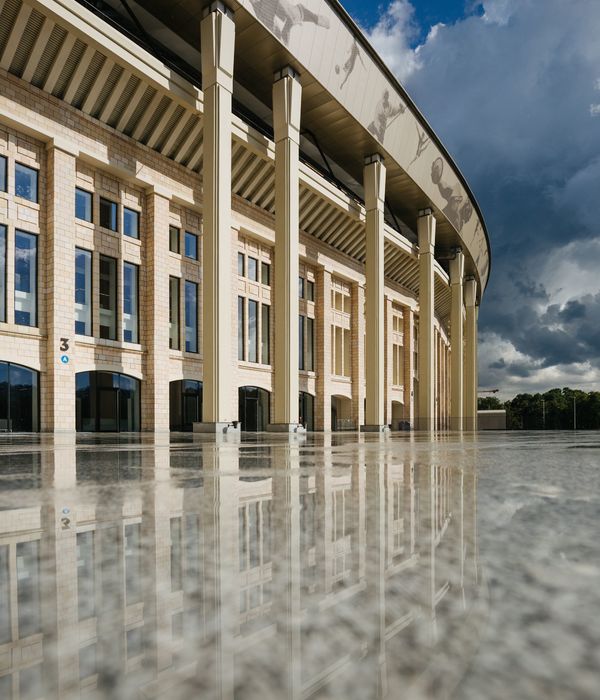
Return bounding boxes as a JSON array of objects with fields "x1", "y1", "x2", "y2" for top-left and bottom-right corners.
[
  {"x1": 98, "y1": 387, "x2": 119, "y2": 431},
  {"x1": 239, "y1": 387, "x2": 270, "y2": 432}
]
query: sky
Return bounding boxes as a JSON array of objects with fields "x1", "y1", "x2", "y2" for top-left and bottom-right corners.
[{"x1": 342, "y1": 0, "x2": 600, "y2": 399}]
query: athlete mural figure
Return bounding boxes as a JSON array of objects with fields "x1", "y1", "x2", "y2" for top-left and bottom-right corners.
[
  {"x1": 368, "y1": 89, "x2": 406, "y2": 142},
  {"x1": 335, "y1": 39, "x2": 365, "y2": 89},
  {"x1": 249, "y1": 0, "x2": 330, "y2": 44},
  {"x1": 408, "y1": 124, "x2": 431, "y2": 169},
  {"x1": 431, "y1": 157, "x2": 474, "y2": 232}
]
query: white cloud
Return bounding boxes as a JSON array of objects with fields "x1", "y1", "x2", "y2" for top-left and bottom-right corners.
[
  {"x1": 480, "y1": 0, "x2": 518, "y2": 26},
  {"x1": 540, "y1": 237, "x2": 600, "y2": 305},
  {"x1": 594, "y1": 78, "x2": 600, "y2": 91},
  {"x1": 591, "y1": 104, "x2": 600, "y2": 117}
]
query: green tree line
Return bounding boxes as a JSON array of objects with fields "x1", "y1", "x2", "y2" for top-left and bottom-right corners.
[{"x1": 478, "y1": 388, "x2": 600, "y2": 430}]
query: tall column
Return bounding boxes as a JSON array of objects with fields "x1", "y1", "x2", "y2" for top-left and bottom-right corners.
[
  {"x1": 363, "y1": 154, "x2": 388, "y2": 431},
  {"x1": 351, "y1": 283, "x2": 366, "y2": 429},
  {"x1": 464, "y1": 277, "x2": 478, "y2": 430},
  {"x1": 44, "y1": 145, "x2": 77, "y2": 431},
  {"x1": 143, "y1": 191, "x2": 170, "y2": 431},
  {"x1": 416, "y1": 210, "x2": 436, "y2": 431},
  {"x1": 449, "y1": 249, "x2": 464, "y2": 431},
  {"x1": 198, "y1": 3, "x2": 238, "y2": 432},
  {"x1": 270, "y1": 66, "x2": 303, "y2": 432},
  {"x1": 316, "y1": 268, "x2": 332, "y2": 430},
  {"x1": 384, "y1": 296, "x2": 393, "y2": 425}
]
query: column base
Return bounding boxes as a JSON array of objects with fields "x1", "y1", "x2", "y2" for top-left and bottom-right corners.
[
  {"x1": 267, "y1": 423, "x2": 307, "y2": 434},
  {"x1": 193, "y1": 422, "x2": 241, "y2": 434},
  {"x1": 361, "y1": 424, "x2": 390, "y2": 433}
]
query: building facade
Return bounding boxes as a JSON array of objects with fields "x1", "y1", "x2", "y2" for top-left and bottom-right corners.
[{"x1": 0, "y1": 0, "x2": 491, "y2": 433}]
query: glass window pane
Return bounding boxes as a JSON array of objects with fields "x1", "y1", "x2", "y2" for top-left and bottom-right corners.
[
  {"x1": 261, "y1": 262, "x2": 270, "y2": 286},
  {"x1": 99, "y1": 197, "x2": 118, "y2": 232},
  {"x1": 0, "y1": 545, "x2": 10, "y2": 644},
  {"x1": 238, "y1": 296, "x2": 245, "y2": 360},
  {"x1": 99, "y1": 256, "x2": 117, "y2": 340},
  {"x1": 169, "y1": 225, "x2": 180, "y2": 253},
  {"x1": 75, "y1": 188, "x2": 92, "y2": 222},
  {"x1": 298, "y1": 277, "x2": 304, "y2": 298},
  {"x1": 306, "y1": 317, "x2": 314, "y2": 371},
  {"x1": 248, "y1": 299, "x2": 257, "y2": 363},
  {"x1": 0, "y1": 155, "x2": 6, "y2": 192},
  {"x1": 261, "y1": 304, "x2": 270, "y2": 365},
  {"x1": 79, "y1": 644, "x2": 96, "y2": 680},
  {"x1": 14, "y1": 231, "x2": 37, "y2": 327},
  {"x1": 184, "y1": 232, "x2": 198, "y2": 260},
  {"x1": 123, "y1": 263, "x2": 139, "y2": 343},
  {"x1": 75, "y1": 248, "x2": 92, "y2": 335},
  {"x1": 125, "y1": 524, "x2": 142, "y2": 604},
  {"x1": 0, "y1": 224, "x2": 6, "y2": 323},
  {"x1": 9, "y1": 364, "x2": 38, "y2": 432},
  {"x1": 119, "y1": 374, "x2": 140, "y2": 432},
  {"x1": 16, "y1": 540, "x2": 41, "y2": 638},
  {"x1": 169, "y1": 277, "x2": 180, "y2": 350},
  {"x1": 127, "y1": 627, "x2": 143, "y2": 659},
  {"x1": 123, "y1": 208, "x2": 139, "y2": 239},
  {"x1": 77, "y1": 531, "x2": 95, "y2": 620},
  {"x1": 247, "y1": 257, "x2": 258, "y2": 281},
  {"x1": 0, "y1": 363, "x2": 7, "y2": 432},
  {"x1": 237, "y1": 253, "x2": 244, "y2": 276},
  {"x1": 184, "y1": 281, "x2": 198, "y2": 353},
  {"x1": 299, "y1": 315, "x2": 305, "y2": 370},
  {"x1": 306, "y1": 280, "x2": 315, "y2": 302},
  {"x1": 15, "y1": 163, "x2": 38, "y2": 203}
]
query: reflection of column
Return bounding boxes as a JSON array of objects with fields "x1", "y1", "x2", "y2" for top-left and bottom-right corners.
[
  {"x1": 200, "y1": 439, "x2": 239, "y2": 699},
  {"x1": 384, "y1": 297, "x2": 393, "y2": 426},
  {"x1": 315, "y1": 435, "x2": 333, "y2": 589},
  {"x1": 351, "y1": 283, "x2": 366, "y2": 429},
  {"x1": 449, "y1": 249, "x2": 464, "y2": 431},
  {"x1": 416, "y1": 463, "x2": 436, "y2": 643},
  {"x1": 271, "y1": 445, "x2": 301, "y2": 697},
  {"x1": 198, "y1": 3, "x2": 238, "y2": 431},
  {"x1": 270, "y1": 66, "x2": 303, "y2": 432},
  {"x1": 464, "y1": 278, "x2": 478, "y2": 431},
  {"x1": 316, "y1": 268, "x2": 332, "y2": 430},
  {"x1": 40, "y1": 436, "x2": 78, "y2": 697},
  {"x1": 363, "y1": 155, "x2": 388, "y2": 431},
  {"x1": 44, "y1": 146, "x2": 77, "y2": 431},
  {"x1": 143, "y1": 193, "x2": 171, "y2": 432},
  {"x1": 416, "y1": 210, "x2": 436, "y2": 431}
]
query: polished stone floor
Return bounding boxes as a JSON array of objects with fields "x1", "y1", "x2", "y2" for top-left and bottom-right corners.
[{"x1": 0, "y1": 431, "x2": 598, "y2": 699}]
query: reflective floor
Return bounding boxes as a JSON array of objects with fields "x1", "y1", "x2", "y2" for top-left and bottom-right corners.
[{"x1": 0, "y1": 431, "x2": 598, "y2": 699}]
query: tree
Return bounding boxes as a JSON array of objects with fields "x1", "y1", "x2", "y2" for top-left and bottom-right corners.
[{"x1": 478, "y1": 396, "x2": 503, "y2": 410}]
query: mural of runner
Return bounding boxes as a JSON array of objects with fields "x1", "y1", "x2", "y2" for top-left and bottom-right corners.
[
  {"x1": 431, "y1": 157, "x2": 474, "y2": 232},
  {"x1": 335, "y1": 39, "x2": 366, "y2": 89},
  {"x1": 249, "y1": 0, "x2": 330, "y2": 44},
  {"x1": 368, "y1": 89, "x2": 406, "y2": 142},
  {"x1": 408, "y1": 124, "x2": 431, "y2": 169}
]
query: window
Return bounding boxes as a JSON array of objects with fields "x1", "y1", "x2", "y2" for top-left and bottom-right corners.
[
  {"x1": 299, "y1": 315, "x2": 305, "y2": 370},
  {"x1": 75, "y1": 187, "x2": 93, "y2": 222},
  {"x1": 238, "y1": 296, "x2": 245, "y2": 360},
  {"x1": 184, "y1": 280, "x2": 198, "y2": 353},
  {"x1": 99, "y1": 197, "x2": 118, "y2": 232},
  {"x1": 185, "y1": 231, "x2": 198, "y2": 260},
  {"x1": 169, "y1": 277, "x2": 180, "y2": 350},
  {"x1": 16, "y1": 540, "x2": 41, "y2": 637},
  {"x1": 127, "y1": 627, "x2": 143, "y2": 660},
  {"x1": 123, "y1": 263, "x2": 139, "y2": 343},
  {"x1": 124, "y1": 524, "x2": 142, "y2": 605},
  {"x1": 14, "y1": 230, "x2": 37, "y2": 327},
  {"x1": 299, "y1": 316, "x2": 314, "y2": 371},
  {"x1": 123, "y1": 207, "x2": 139, "y2": 239},
  {"x1": 79, "y1": 644, "x2": 97, "y2": 680},
  {"x1": 99, "y1": 255, "x2": 117, "y2": 340},
  {"x1": 169, "y1": 225, "x2": 180, "y2": 253},
  {"x1": 261, "y1": 261, "x2": 270, "y2": 286},
  {"x1": 76, "y1": 532, "x2": 95, "y2": 620},
  {"x1": 261, "y1": 304, "x2": 270, "y2": 365},
  {"x1": 0, "y1": 225, "x2": 5, "y2": 323},
  {"x1": 248, "y1": 299, "x2": 258, "y2": 362},
  {"x1": 393, "y1": 344, "x2": 404, "y2": 386},
  {"x1": 75, "y1": 248, "x2": 92, "y2": 335},
  {"x1": 306, "y1": 280, "x2": 315, "y2": 302},
  {"x1": 247, "y1": 257, "x2": 258, "y2": 282},
  {"x1": 0, "y1": 155, "x2": 6, "y2": 193},
  {"x1": 15, "y1": 163, "x2": 38, "y2": 203},
  {"x1": 237, "y1": 252, "x2": 244, "y2": 276},
  {"x1": 298, "y1": 277, "x2": 305, "y2": 299},
  {"x1": 306, "y1": 317, "x2": 314, "y2": 371},
  {"x1": 332, "y1": 325, "x2": 351, "y2": 377}
]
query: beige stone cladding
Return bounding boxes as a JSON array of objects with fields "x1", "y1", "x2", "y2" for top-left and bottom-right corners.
[{"x1": 0, "y1": 68, "x2": 459, "y2": 432}]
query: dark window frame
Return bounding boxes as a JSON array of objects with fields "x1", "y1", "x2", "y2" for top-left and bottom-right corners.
[
  {"x1": 123, "y1": 207, "x2": 140, "y2": 240},
  {"x1": 14, "y1": 229, "x2": 38, "y2": 328},
  {"x1": 75, "y1": 187, "x2": 93, "y2": 223},
  {"x1": 14, "y1": 162, "x2": 39, "y2": 204},
  {"x1": 99, "y1": 196, "x2": 119, "y2": 233}
]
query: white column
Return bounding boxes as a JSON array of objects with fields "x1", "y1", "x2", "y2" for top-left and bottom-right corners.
[
  {"x1": 464, "y1": 277, "x2": 478, "y2": 431},
  {"x1": 416, "y1": 210, "x2": 436, "y2": 431},
  {"x1": 198, "y1": 3, "x2": 238, "y2": 432},
  {"x1": 363, "y1": 154, "x2": 388, "y2": 431},
  {"x1": 449, "y1": 249, "x2": 465, "y2": 431},
  {"x1": 270, "y1": 66, "x2": 303, "y2": 432}
]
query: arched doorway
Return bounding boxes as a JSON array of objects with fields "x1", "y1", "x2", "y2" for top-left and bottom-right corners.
[
  {"x1": 0, "y1": 362, "x2": 39, "y2": 432},
  {"x1": 76, "y1": 371, "x2": 141, "y2": 432},
  {"x1": 331, "y1": 395, "x2": 353, "y2": 432},
  {"x1": 239, "y1": 386, "x2": 270, "y2": 432},
  {"x1": 391, "y1": 401, "x2": 405, "y2": 431},
  {"x1": 170, "y1": 380, "x2": 203, "y2": 431},
  {"x1": 299, "y1": 392, "x2": 315, "y2": 432}
]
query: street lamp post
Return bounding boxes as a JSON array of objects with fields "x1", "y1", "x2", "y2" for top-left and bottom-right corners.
[
  {"x1": 573, "y1": 396, "x2": 577, "y2": 431},
  {"x1": 542, "y1": 399, "x2": 546, "y2": 430}
]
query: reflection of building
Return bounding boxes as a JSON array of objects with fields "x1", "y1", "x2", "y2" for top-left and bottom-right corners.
[
  {"x1": 0, "y1": 437, "x2": 482, "y2": 698},
  {"x1": 0, "y1": 0, "x2": 489, "y2": 435}
]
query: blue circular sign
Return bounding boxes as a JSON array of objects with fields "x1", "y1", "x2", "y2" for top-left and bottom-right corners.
[{"x1": 60, "y1": 355, "x2": 69, "y2": 364}]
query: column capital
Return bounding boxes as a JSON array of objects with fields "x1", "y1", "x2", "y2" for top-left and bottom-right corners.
[
  {"x1": 464, "y1": 276, "x2": 478, "y2": 307},
  {"x1": 202, "y1": 1, "x2": 234, "y2": 18},
  {"x1": 417, "y1": 210, "x2": 436, "y2": 252},
  {"x1": 449, "y1": 248, "x2": 465, "y2": 284},
  {"x1": 274, "y1": 65, "x2": 300, "y2": 83},
  {"x1": 364, "y1": 153, "x2": 384, "y2": 166},
  {"x1": 363, "y1": 155, "x2": 386, "y2": 212},
  {"x1": 201, "y1": 3, "x2": 235, "y2": 92},
  {"x1": 273, "y1": 66, "x2": 302, "y2": 142}
]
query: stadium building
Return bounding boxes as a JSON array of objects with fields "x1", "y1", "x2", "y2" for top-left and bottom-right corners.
[{"x1": 0, "y1": 0, "x2": 491, "y2": 433}]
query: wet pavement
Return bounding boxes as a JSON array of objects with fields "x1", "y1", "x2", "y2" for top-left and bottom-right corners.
[{"x1": 0, "y1": 431, "x2": 598, "y2": 699}]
